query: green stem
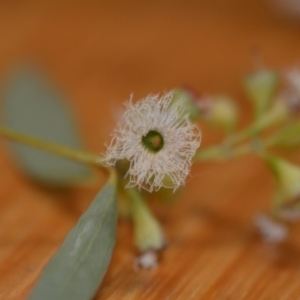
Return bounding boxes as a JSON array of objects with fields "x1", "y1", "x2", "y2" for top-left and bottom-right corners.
[
  {"x1": 264, "y1": 121, "x2": 300, "y2": 148},
  {"x1": 0, "y1": 126, "x2": 105, "y2": 169},
  {"x1": 194, "y1": 125, "x2": 261, "y2": 162},
  {"x1": 225, "y1": 126, "x2": 257, "y2": 145},
  {"x1": 225, "y1": 102, "x2": 287, "y2": 146},
  {"x1": 193, "y1": 144, "x2": 228, "y2": 161},
  {"x1": 194, "y1": 137, "x2": 275, "y2": 162},
  {"x1": 195, "y1": 102, "x2": 290, "y2": 162}
]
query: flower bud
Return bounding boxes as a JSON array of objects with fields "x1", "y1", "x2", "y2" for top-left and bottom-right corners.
[
  {"x1": 169, "y1": 88, "x2": 201, "y2": 121},
  {"x1": 203, "y1": 95, "x2": 238, "y2": 133},
  {"x1": 244, "y1": 70, "x2": 279, "y2": 119},
  {"x1": 266, "y1": 155, "x2": 300, "y2": 220}
]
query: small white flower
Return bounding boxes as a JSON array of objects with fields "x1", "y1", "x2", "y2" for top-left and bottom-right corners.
[{"x1": 104, "y1": 91, "x2": 201, "y2": 192}]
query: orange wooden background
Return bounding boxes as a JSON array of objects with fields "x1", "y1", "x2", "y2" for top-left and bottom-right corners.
[{"x1": 1, "y1": 1, "x2": 300, "y2": 299}]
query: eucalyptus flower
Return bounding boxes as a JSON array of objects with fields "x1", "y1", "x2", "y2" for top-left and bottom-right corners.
[{"x1": 104, "y1": 92, "x2": 201, "y2": 192}]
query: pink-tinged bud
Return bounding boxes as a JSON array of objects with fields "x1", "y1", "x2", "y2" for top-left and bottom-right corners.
[
  {"x1": 169, "y1": 87, "x2": 201, "y2": 121},
  {"x1": 199, "y1": 95, "x2": 238, "y2": 133}
]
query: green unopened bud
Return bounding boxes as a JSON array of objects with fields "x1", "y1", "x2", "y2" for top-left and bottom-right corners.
[
  {"x1": 127, "y1": 188, "x2": 165, "y2": 251},
  {"x1": 205, "y1": 95, "x2": 238, "y2": 133},
  {"x1": 266, "y1": 155, "x2": 300, "y2": 219},
  {"x1": 244, "y1": 70, "x2": 279, "y2": 119},
  {"x1": 169, "y1": 88, "x2": 201, "y2": 121}
]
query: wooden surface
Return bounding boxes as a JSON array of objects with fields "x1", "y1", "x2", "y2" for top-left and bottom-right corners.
[{"x1": 1, "y1": 1, "x2": 300, "y2": 299}]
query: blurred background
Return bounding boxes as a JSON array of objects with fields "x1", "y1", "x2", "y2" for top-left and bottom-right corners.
[{"x1": 1, "y1": 1, "x2": 300, "y2": 299}]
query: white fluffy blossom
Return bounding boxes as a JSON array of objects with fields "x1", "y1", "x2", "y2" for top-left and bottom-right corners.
[{"x1": 104, "y1": 91, "x2": 201, "y2": 192}]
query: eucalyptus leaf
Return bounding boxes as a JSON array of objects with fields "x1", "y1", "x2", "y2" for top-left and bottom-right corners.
[
  {"x1": 29, "y1": 176, "x2": 118, "y2": 300},
  {"x1": 1, "y1": 67, "x2": 91, "y2": 186}
]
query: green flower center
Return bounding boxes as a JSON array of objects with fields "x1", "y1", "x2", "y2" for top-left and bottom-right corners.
[{"x1": 142, "y1": 130, "x2": 164, "y2": 153}]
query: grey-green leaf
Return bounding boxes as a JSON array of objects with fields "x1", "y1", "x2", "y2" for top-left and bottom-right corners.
[
  {"x1": 29, "y1": 177, "x2": 118, "y2": 300},
  {"x1": 1, "y1": 67, "x2": 91, "y2": 186}
]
